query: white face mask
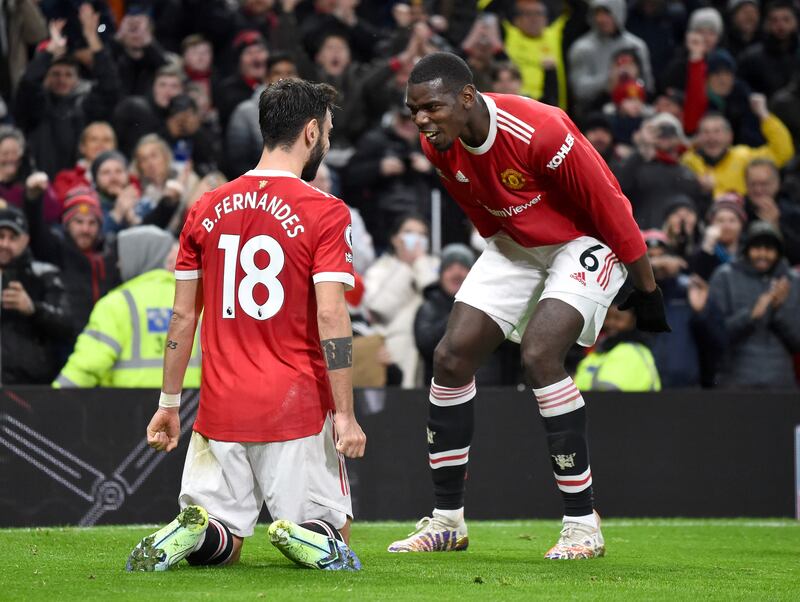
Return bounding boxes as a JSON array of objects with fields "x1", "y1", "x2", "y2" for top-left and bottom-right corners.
[{"x1": 400, "y1": 231, "x2": 429, "y2": 253}]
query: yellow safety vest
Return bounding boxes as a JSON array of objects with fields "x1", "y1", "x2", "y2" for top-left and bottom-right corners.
[{"x1": 54, "y1": 269, "x2": 201, "y2": 388}]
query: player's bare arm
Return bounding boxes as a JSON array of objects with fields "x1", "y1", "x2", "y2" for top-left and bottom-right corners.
[
  {"x1": 315, "y1": 281, "x2": 366, "y2": 459},
  {"x1": 146, "y1": 278, "x2": 204, "y2": 453}
]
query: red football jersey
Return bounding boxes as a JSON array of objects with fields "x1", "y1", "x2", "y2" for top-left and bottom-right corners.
[
  {"x1": 421, "y1": 93, "x2": 646, "y2": 264},
  {"x1": 175, "y1": 169, "x2": 355, "y2": 442}
]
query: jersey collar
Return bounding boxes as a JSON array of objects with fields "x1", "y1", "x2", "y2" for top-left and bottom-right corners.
[
  {"x1": 460, "y1": 93, "x2": 497, "y2": 155},
  {"x1": 245, "y1": 169, "x2": 299, "y2": 178}
]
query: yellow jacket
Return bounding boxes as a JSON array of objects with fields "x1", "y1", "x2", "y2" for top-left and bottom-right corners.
[
  {"x1": 54, "y1": 269, "x2": 201, "y2": 388},
  {"x1": 503, "y1": 14, "x2": 568, "y2": 109},
  {"x1": 574, "y1": 341, "x2": 661, "y2": 392},
  {"x1": 681, "y1": 114, "x2": 794, "y2": 197}
]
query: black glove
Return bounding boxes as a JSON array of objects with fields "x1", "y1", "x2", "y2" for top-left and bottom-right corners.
[{"x1": 618, "y1": 286, "x2": 671, "y2": 333}]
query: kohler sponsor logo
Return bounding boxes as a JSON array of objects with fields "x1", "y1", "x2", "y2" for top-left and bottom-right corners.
[{"x1": 546, "y1": 133, "x2": 575, "y2": 170}]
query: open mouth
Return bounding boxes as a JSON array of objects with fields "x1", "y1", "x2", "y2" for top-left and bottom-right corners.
[{"x1": 423, "y1": 131, "x2": 441, "y2": 143}]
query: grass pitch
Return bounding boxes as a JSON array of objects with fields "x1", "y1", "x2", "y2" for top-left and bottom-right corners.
[{"x1": 1, "y1": 519, "x2": 798, "y2": 601}]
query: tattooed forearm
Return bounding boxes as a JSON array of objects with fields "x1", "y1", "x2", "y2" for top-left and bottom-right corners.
[
  {"x1": 166, "y1": 339, "x2": 178, "y2": 350},
  {"x1": 321, "y1": 337, "x2": 353, "y2": 370}
]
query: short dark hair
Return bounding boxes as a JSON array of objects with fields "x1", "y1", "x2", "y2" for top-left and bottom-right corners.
[
  {"x1": 389, "y1": 211, "x2": 428, "y2": 239},
  {"x1": 408, "y1": 52, "x2": 474, "y2": 95},
  {"x1": 268, "y1": 51, "x2": 296, "y2": 71},
  {"x1": 258, "y1": 79, "x2": 338, "y2": 151},
  {"x1": 765, "y1": 0, "x2": 797, "y2": 17}
]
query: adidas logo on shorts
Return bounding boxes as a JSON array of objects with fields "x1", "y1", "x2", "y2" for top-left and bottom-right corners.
[{"x1": 570, "y1": 271, "x2": 587, "y2": 286}]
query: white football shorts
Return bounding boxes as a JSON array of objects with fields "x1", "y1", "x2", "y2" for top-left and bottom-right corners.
[
  {"x1": 178, "y1": 412, "x2": 351, "y2": 537},
  {"x1": 455, "y1": 233, "x2": 627, "y2": 347}
]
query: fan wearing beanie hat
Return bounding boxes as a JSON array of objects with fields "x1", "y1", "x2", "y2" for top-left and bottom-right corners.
[{"x1": 61, "y1": 187, "x2": 104, "y2": 252}]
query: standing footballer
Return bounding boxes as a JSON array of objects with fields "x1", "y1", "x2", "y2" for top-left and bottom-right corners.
[
  {"x1": 388, "y1": 52, "x2": 669, "y2": 559},
  {"x1": 126, "y1": 79, "x2": 366, "y2": 572}
]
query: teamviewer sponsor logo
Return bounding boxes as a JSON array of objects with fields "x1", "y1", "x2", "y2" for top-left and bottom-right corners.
[
  {"x1": 546, "y1": 133, "x2": 575, "y2": 170},
  {"x1": 482, "y1": 194, "x2": 541, "y2": 218}
]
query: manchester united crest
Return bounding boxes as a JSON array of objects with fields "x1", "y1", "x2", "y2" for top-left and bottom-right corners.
[{"x1": 500, "y1": 168, "x2": 525, "y2": 190}]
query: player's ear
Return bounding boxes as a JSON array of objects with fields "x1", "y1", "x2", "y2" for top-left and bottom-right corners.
[
  {"x1": 461, "y1": 84, "x2": 477, "y2": 110},
  {"x1": 304, "y1": 118, "x2": 319, "y2": 146}
]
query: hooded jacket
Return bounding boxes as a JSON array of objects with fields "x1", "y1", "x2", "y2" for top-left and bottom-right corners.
[
  {"x1": 567, "y1": 0, "x2": 654, "y2": 109},
  {"x1": 709, "y1": 255, "x2": 800, "y2": 389}
]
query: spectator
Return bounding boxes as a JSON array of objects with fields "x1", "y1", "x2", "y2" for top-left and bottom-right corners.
[
  {"x1": 652, "y1": 88, "x2": 684, "y2": 122},
  {"x1": 604, "y1": 70, "x2": 653, "y2": 148},
  {"x1": 681, "y1": 109, "x2": 794, "y2": 197},
  {"x1": 309, "y1": 161, "x2": 375, "y2": 275},
  {"x1": 642, "y1": 229, "x2": 724, "y2": 388},
  {"x1": 180, "y1": 34, "x2": 215, "y2": 108},
  {"x1": 364, "y1": 213, "x2": 440, "y2": 388},
  {"x1": 160, "y1": 94, "x2": 220, "y2": 177},
  {"x1": 232, "y1": 0, "x2": 306, "y2": 54},
  {"x1": 225, "y1": 52, "x2": 299, "y2": 178},
  {"x1": 310, "y1": 32, "x2": 367, "y2": 165},
  {"x1": 0, "y1": 126, "x2": 37, "y2": 212},
  {"x1": 344, "y1": 104, "x2": 434, "y2": 250},
  {"x1": 502, "y1": 0, "x2": 568, "y2": 108},
  {"x1": 737, "y1": 0, "x2": 800, "y2": 96},
  {"x1": 110, "y1": 5, "x2": 170, "y2": 97},
  {"x1": 131, "y1": 134, "x2": 191, "y2": 234},
  {"x1": 580, "y1": 112, "x2": 623, "y2": 166},
  {"x1": 709, "y1": 220, "x2": 800, "y2": 389},
  {"x1": 568, "y1": 0, "x2": 654, "y2": 115},
  {"x1": 91, "y1": 150, "x2": 138, "y2": 233},
  {"x1": 724, "y1": 0, "x2": 762, "y2": 58},
  {"x1": 683, "y1": 44, "x2": 763, "y2": 146},
  {"x1": 461, "y1": 12, "x2": 505, "y2": 94},
  {"x1": 0, "y1": 0, "x2": 47, "y2": 100},
  {"x1": 54, "y1": 225, "x2": 201, "y2": 388},
  {"x1": 0, "y1": 201, "x2": 71, "y2": 384},
  {"x1": 615, "y1": 113, "x2": 705, "y2": 229},
  {"x1": 52, "y1": 121, "x2": 116, "y2": 209},
  {"x1": 490, "y1": 61, "x2": 524, "y2": 95},
  {"x1": 414, "y1": 243, "x2": 476, "y2": 386},
  {"x1": 744, "y1": 158, "x2": 800, "y2": 265},
  {"x1": 662, "y1": 7, "x2": 724, "y2": 92},
  {"x1": 112, "y1": 64, "x2": 185, "y2": 157},
  {"x1": 215, "y1": 30, "x2": 268, "y2": 130},
  {"x1": 23, "y1": 179, "x2": 120, "y2": 343},
  {"x1": 14, "y1": 18, "x2": 120, "y2": 177},
  {"x1": 661, "y1": 196, "x2": 701, "y2": 261},
  {"x1": 359, "y1": 26, "x2": 423, "y2": 129},
  {"x1": 574, "y1": 303, "x2": 661, "y2": 391},
  {"x1": 691, "y1": 194, "x2": 748, "y2": 280},
  {"x1": 626, "y1": 0, "x2": 684, "y2": 85},
  {"x1": 770, "y1": 71, "x2": 800, "y2": 149},
  {"x1": 299, "y1": 0, "x2": 379, "y2": 64}
]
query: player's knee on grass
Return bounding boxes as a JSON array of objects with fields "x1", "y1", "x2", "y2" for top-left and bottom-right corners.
[{"x1": 186, "y1": 517, "x2": 239, "y2": 566}]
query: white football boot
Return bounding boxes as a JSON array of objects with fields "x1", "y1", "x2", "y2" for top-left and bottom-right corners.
[{"x1": 544, "y1": 510, "x2": 605, "y2": 560}]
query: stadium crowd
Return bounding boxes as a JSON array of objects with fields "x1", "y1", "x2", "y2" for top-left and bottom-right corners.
[{"x1": 0, "y1": 0, "x2": 798, "y2": 391}]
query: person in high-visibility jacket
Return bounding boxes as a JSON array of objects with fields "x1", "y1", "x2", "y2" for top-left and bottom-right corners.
[
  {"x1": 574, "y1": 303, "x2": 661, "y2": 392},
  {"x1": 54, "y1": 225, "x2": 201, "y2": 388}
]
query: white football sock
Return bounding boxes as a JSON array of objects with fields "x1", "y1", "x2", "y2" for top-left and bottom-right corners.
[
  {"x1": 564, "y1": 513, "x2": 597, "y2": 529},
  {"x1": 434, "y1": 507, "x2": 464, "y2": 523}
]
